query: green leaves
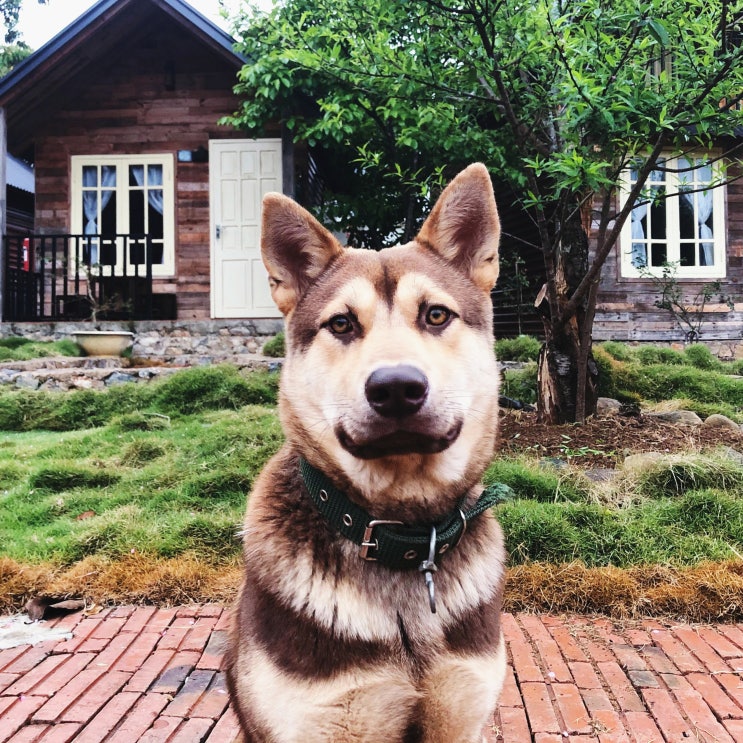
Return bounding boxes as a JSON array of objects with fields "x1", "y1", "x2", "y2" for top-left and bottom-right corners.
[{"x1": 225, "y1": 0, "x2": 743, "y2": 248}]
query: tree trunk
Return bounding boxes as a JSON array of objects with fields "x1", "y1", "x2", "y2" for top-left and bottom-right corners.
[{"x1": 536, "y1": 202, "x2": 599, "y2": 424}]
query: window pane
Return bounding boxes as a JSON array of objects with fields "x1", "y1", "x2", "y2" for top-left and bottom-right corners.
[
  {"x1": 101, "y1": 192, "x2": 117, "y2": 236},
  {"x1": 649, "y1": 192, "x2": 666, "y2": 239},
  {"x1": 129, "y1": 165, "x2": 142, "y2": 187},
  {"x1": 101, "y1": 165, "x2": 116, "y2": 187},
  {"x1": 679, "y1": 193, "x2": 695, "y2": 240},
  {"x1": 631, "y1": 244, "x2": 647, "y2": 268},
  {"x1": 147, "y1": 165, "x2": 163, "y2": 186},
  {"x1": 82, "y1": 195, "x2": 97, "y2": 234},
  {"x1": 129, "y1": 189, "x2": 145, "y2": 234},
  {"x1": 650, "y1": 243, "x2": 667, "y2": 266},
  {"x1": 680, "y1": 243, "x2": 695, "y2": 266},
  {"x1": 148, "y1": 198, "x2": 164, "y2": 241},
  {"x1": 700, "y1": 244, "x2": 714, "y2": 266},
  {"x1": 83, "y1": 166, "x2": 97, "y2": 187}
]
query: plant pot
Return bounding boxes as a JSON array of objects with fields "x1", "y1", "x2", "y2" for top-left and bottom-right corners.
[{"x1": 74, "y1": 331, "x2": 134, "y2": 357}]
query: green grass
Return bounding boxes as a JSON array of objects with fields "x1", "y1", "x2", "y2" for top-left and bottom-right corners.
[
  {"x1": 0, "y1": 405, "x2": 283, "y2": 564},
  {"x1": 0, "y1": 362, "x2": 741, "y2": 578},
  {"x1": 0, "y1": 338, "x2": 82, "y2": 361}
]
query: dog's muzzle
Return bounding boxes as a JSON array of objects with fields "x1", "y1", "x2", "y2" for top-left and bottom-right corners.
[{"x1": 335, "y1": 364, "x2": 463, "y2": 459}]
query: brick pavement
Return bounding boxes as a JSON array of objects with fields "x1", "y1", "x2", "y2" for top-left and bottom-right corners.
[{"x1": 1, "y1": 606, "x2": 742, "y2": 742}]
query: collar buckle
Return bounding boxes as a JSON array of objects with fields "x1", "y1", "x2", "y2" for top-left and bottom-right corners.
[{"x1": 359, "y1": 519, "x2": 403, "y2": 561}]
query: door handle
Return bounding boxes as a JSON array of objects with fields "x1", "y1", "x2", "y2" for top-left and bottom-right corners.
[{"x1": 215, "y1": 225, "x2": 221, "y2": 240}]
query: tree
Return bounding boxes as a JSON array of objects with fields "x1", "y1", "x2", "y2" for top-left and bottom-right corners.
[
  {"x1": 0, "y1": 0, "x2": 47, "y2": 44},
  {"x1": 0, "y1": 0, "x2": 48, "y2": 76},
  {"x1": 226, "y1": 0, "x2": 743, "y2": 423}
]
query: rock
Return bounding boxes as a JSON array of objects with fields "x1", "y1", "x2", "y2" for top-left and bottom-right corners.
[
  {"x1": 646, "y1": 410, "x2": 703, "y2": 427},
  {"x1": 717, "y1": 446, "x2": 743, "y2": 466},
  {"x1": 702, "y1": 414, "x2": 741, "y2": 433},
  {"x1": 105, "y1": 372, "x2": 138, "y2": 387},
  {"x1": 15, "y1": 374, "x2": 40, "y2": 390},
  {"x1": 583, "y1": 468, "x2": 617, "y2": 483},
  {"x1": 596, "y1": 397, "x2": 622, "y2": 417},
  {"x1": 622, "y1": 452, "x2": 666, "y2": 474}
]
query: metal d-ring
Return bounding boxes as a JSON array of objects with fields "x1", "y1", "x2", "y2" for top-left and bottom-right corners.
[{"x1": 418, "y1": 526, "x2": 438, "y2": 614}]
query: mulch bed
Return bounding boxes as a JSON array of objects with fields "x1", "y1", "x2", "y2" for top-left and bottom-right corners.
[{"x1": 498, "y1": 410, "x2": 743, "y2": 469}]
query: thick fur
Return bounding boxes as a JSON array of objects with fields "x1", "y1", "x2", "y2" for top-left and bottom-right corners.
[{"x1": 226, "y1": 164, "x2": 507, "y2": 743}]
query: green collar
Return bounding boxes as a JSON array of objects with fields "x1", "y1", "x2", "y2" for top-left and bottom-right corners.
[{"x1": 299, "y1": 458, "x2": 511, "y2": 571}]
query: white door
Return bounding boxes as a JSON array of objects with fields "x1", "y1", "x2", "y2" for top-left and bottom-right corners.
[{"x1": 209, "y1": 139, "x2": 283, "y2": 318}]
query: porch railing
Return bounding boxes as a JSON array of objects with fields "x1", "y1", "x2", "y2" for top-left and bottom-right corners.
[{"x1": 3, "y1": 233, "x2": 154, "y2": 322}]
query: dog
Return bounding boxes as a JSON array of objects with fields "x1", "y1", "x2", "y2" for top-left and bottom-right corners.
[{"x1": 226, "y1": 163, "x2": 507, "y2": 743}]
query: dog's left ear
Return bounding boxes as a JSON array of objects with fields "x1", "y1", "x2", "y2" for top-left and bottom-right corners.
[{"x1": 416, "y1": 163, "x2": 500, "y2": 292}]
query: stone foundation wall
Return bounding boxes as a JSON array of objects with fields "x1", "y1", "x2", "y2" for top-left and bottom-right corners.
[{"x1": 0, "y1": 319, "x2": 284, "y2": 361}]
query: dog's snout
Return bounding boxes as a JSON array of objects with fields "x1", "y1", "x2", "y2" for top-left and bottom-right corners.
[{"x1": 365, "y1": 365, "x2": 429, "y2": 418}]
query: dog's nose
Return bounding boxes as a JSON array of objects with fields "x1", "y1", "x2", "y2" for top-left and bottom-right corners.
[{"x1": 365, "y1": 365, "x2": 429, "y2": 417}]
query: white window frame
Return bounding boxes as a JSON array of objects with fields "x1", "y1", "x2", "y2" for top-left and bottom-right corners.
[
  {"x1": 618, "y1": 153, "x2": 726, "y2": 280},
  {"x1": 71, "y1": 154, "x2": 175, "y2": 277}
]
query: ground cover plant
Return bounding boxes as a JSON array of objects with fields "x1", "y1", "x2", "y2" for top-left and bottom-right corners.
[
  {"x1": 0, "y1": 337, "x2": 81, "y2": 361},
  {"x1": 0, "y1": 360, "x2": 741, "y2": 620}
]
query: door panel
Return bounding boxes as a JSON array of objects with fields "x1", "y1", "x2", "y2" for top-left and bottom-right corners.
[{"x1": 210, "y1": 139, "x2": 283, "y2": 318}]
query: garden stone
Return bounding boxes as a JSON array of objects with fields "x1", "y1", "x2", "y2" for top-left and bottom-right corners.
[
  {"x1": 622, "y1": 452, "x2": 665, "y2": 474},
  {"x1": 15, "y1": 374, "x2": 40, "y2": 390},
  {"x1": 105, "y1": 372, "x2": 138, "y2": 387},
  {"x1": 702, "y1": 413, "x2": 741, "y2": 433},
  {"x1": 717, "y1": 446, "x2": 743, "y2": 466},
  {"x1": 596, "y1": 397, "x2": 622, "y2": 417},
  {"x1": 0, "y1": 369, "x2": 20, "y2": 384},
  {"x1": 646, "y1": 410, "x2": 703, "y2": 426}
]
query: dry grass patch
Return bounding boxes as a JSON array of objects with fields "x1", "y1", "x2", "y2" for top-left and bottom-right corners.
[
  {"x1": 0, "y1": 553, "x2": 242, "y2": 613},
  {"x1": 505, "y1": 560, "x2": 743, "y2": 621},
  {"x1": 3, "y1": 555, "x2": 743, "y2": 622}
]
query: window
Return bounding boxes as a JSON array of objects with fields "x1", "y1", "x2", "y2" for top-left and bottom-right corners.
[
  {"x1": 71, "y1": 154, "x2": 175, "y2": 276},
  {"x1": 619, "y1": 154, "x2": 726, "y2": 279}
]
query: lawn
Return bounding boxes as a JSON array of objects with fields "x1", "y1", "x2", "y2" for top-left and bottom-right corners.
[{"x1": 0, "y1": 350, "x2": 741, "y2": 620}]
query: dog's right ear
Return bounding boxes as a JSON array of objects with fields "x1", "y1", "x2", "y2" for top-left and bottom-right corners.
[{"x1": 261, "y1": 194, "x2": 344, "y2": 316}]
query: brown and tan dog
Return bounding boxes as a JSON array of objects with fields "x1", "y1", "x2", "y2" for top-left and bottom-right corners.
[{"x1": 226, "y1": 163, "x2": 507, "y2": 743}]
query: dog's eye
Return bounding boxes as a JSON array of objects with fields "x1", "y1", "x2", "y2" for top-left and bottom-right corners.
[
  {"x1": 425, "y1": 306, "x2": 451, "y2": 327},
  {"x1": 328, "y1": 314, "x2": 353, "y2": 335}
]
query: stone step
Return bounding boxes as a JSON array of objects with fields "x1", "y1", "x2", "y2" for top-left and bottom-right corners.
[{"x1": 0, "y1": 355, "x2": 282, "y2": 392}]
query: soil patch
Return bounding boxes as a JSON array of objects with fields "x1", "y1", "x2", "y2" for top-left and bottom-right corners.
[{"x1": 498, "y1": 410, "x2": 743, "y2": 469}]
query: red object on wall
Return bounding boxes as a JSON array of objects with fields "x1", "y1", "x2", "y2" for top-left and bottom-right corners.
[{"x1": 22, "y1": 237, "x2": 30, "y2": 271}]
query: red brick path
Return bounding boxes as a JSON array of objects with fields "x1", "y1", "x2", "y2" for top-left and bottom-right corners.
[{"x1": 1, "y1": 606, "x2": 742, "y2": 742}]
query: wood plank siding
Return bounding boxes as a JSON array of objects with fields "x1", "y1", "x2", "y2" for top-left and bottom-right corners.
[{"x1": 592, "y1": 161, "x2": 743, "y2": 343}]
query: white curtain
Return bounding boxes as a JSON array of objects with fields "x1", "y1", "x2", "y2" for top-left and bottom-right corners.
[
  {"x1": 630, "y1": 202, "x2": 648, "y2": 267},
  {"x1": 83, "y1": 167, "x2": 116, "y2": 235},
  {"x1": 679, "y1": 189, "x2": 714, "y2": 266},
  {"x1": 130, "y1": 165, "x2": 164, "y2": 216}
]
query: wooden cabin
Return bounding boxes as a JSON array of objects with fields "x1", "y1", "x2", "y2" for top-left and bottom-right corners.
[{"x1": 0, "y1": 0, "x2": 290, "y2": 323}]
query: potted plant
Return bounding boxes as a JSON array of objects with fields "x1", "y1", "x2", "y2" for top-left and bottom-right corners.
[{"x1": 73, "y1": 265, "x2": 135, "y2": 357}]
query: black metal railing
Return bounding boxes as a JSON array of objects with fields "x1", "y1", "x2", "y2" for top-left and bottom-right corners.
[{"x1": 3, "y1": 233, "x2": 154, "y2": 322}]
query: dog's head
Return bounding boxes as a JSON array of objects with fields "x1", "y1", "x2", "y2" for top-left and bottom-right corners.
[{"x1": 261, "y1": 164, "x2": 500, "y2": 514}]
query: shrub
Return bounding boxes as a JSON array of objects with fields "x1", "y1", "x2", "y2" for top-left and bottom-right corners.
[
  {"x1": 485, "y1": 458, "x2": 588, "y2": 503},
  {"x1": 500, "y1": 363, "x2": 538, "y2": 404},
  {"x1": 597, "y1": 341, "x2": 634, "y2": 362},
  {"x1": 0, "y1": 336, "x2": 32, "y2": 349},
  {"x1": 636, "y1": 346, "x2": 685, "y2": 366},
  {"x1": 684, "y1": 343, "x2": 722, "y2": 371},
  {"x1": 153, "y1": 365, "x2": 279, "y2": 414},
  {"x1": 262, "y1": 332, "x2": 285, "y2": 358},
  {"x1": 495, "y1": 335, "x2": 542, "y2": 362},
  {"x1": 0, "y1": 338, "x2": 81, "y2": 360},
  {"x1": 632, "y1": 454, "x2": 743, "y2": 499}
]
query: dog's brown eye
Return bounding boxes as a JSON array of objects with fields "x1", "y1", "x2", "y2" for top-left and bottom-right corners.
[
  {"x1": 426, "y1": 306, "x2": 451, "y2": 327},
  {"x1": 328, "y1": 314, "x2": 353, "y2": 335}
]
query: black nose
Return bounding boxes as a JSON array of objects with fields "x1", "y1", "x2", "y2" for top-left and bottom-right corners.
[{"x1": 365, "y1": 365, "x2": 429, "y2": 418}]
